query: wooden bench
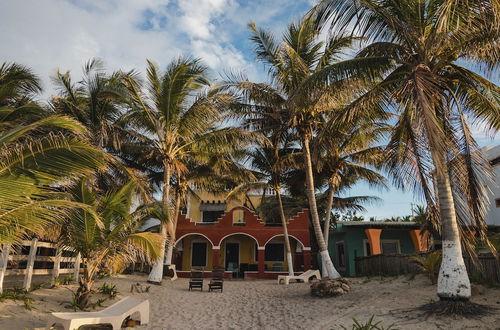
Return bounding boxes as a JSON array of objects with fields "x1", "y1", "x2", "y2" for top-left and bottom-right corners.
[
  {"x1": 277, "y1": 269, "x2": 321, "y2": 285},
  {"x1": 46, "y1": 296, "x2": 149, "y2": 330}
]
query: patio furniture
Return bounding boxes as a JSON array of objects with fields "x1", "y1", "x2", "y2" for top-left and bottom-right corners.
[
  {"x1": 189, "y1": 268, "x2": 204, "y2": 291},
  {"x1": 46, "y1": 296, "x2": 149, "y2": 330},
  {"x1": 208, "y1": 266, "x2": 225, "y2": 292},
  {"x1": 272, "y1": 263, "x2": 282, "y2": 271},
  {"x1": 277, "y1": 269, "x2": 321, "y2": 285}
]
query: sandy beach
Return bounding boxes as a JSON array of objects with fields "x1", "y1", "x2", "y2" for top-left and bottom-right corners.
[{"x1": 0, "y1": 274, "x2": 499, "y2": 330}]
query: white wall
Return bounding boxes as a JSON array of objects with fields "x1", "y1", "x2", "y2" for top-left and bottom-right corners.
[{"x1": 483, "y1": 146, "x2": 500, "y2": 227}]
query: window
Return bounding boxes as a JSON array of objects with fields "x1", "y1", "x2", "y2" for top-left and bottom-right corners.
[
  {"x1": 364, "y1": 241, "x2": 371, "y2": 256},
  {"x1": 265, "y1": 243, "x2": 284, "y2": 261},
  {"x1": 496, "y1": 198, "x2": 500, "y2": 208},
  {"x1": 233, "y1": 209, "x2": 245, "y2": 224},
  {"x1": 191, "y1": 242, "x2": 207, "y2": 267},
  {"x1": 381, "y1": 240, "x2": 400, "y2": 254},
  {"x1": 336, "y1": 242, "x2": 346, "y2": 268},
  {"x1": 202, "y1": 210, "x2": 224, "y2": 222}
]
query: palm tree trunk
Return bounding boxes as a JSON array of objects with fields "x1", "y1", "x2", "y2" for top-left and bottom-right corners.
[
  {"x1": 165, "y1": 193, "x2": 182, "y2": 266},
  {"x1": 303, "y1": 136, "x2": 341, "y2": 279},
  {"x1": 148, "y1": 162, "x2": 172, "y2": 284},
  {"x1": 323, "y1": 184, "x2": 335, "y2": 248},
  {"x1": 433, "y1": 162, "x2": 471, "y2": 300},
  {"x1": 275, "y1": 189, "x2": 294, "y2": 276}
]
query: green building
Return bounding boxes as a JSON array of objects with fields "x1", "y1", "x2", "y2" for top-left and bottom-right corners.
[{"x1": 327, "y1": 221, "x2": 427, "y2": 276}]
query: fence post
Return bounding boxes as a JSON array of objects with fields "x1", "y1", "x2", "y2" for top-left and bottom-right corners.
[
  {"x1": 73, "y1": 252, "x2": 81, "y2": 282},
  {"x1": 0, "y1": 245, "x2": 10, "y2": 294},
  {"x1": 23, "y1": 239, "x2": 38, "y2": 291},
  {"x1": 52, "y1": 247, "x2": 61, "y2": 281}
]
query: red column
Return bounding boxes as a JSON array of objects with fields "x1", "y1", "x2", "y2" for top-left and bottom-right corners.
[
  {"x1": 212, "y1": 248, "x2": 221, "y2": 267},
  {"x1": 303, "y1": 250, "x2": 311, "y2": 271},
  {"x1": 258, "y1": 249, "x2": 265, "y2": 276}
]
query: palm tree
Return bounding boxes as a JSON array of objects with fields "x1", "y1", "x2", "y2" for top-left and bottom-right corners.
[
  {"x1": 50, "y1": 58, "x2": 131, "y2": 149},
  {"x1": 57, "y1": 180, "x2": 163, "y2": 308},
  {"x1": 311, "y1": 0, "x2": 499, "y2": 300},
  {"x1": 119, "y1": 57, "x2": 255, "y2": 284},
  {"x1": 232, "y1": 18, "x2": 387, "y2": 279},
  {"x1": 0, "y1": 63, "x2": 108, "y2": 244},
  {"x1": 312, "y1": 121, "x2": 387, "y2": 246},
  {"x1": 228, "y1": 143, "x2": 298, "y2": 276}
]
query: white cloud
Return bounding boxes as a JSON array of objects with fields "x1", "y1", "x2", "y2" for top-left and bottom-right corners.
[{"x1": 0, "y1": 0, "x2": 311, "y2": 97}]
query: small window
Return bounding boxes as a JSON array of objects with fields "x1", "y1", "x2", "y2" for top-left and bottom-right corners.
[
  {"x1": 233, "y1": 209, "x2": 245, "y2": 224},
  {"x1": 191, "y1": 242, "x2": 207, "y2": 267},
  {"x1": 265, "y1": 243, "x2": 284, "y2": 261},
  {"x1": 202, "y1": 211, "x2": 224, "y2": 222},
  {"x1": 381, "y1": 241, "x2": 400, "y2": 254},
  {"x1": 336, "y1": 242, "x2": 346, "y2": 268},
  {"x1": 496, "y1": 198, "x2": 500, "y2": 208}
]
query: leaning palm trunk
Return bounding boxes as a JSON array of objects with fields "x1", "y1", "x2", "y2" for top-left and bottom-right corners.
[
  {"x1": 434, "y1": 164, "x2": 471, "y2": 300},
  {"x1": 148, "y1": 163, "x2": 172, "y2": 284},
  {"x1": 303, "y1": 137, "x2": 341, "y2": 279},
  {"x1": 275, "y1": 189, "x2": 294, "y2": 276},
  {"x1": 323, "y1": 185, "x2": 335, "y2": 247},
  {"x1": 165, "y1": 194, "x2": 182, "y2": 265}
]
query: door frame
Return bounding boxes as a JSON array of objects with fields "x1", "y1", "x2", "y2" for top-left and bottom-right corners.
[
  {"x1": 190, "y1": 240, "x2": 208, "y2": 267},
  {"x1": 224, "y1": 241, "x2": 240, "y2": 270}
]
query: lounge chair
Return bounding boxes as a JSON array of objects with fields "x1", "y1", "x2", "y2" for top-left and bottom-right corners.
[
  {"x1": 208, "y1": 266, "x2": 225, "y2": 292},
  {"x1": 277, "y1": 269, "x2": 321, "y2": 285},
  {"x1": 189, "y1": 268, "x2": 204, "y2": 291},
  {"x1": 46, "y1": 296, "x2": 149, "y2": 330}
]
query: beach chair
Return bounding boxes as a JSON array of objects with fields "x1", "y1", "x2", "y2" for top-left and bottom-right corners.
[
  {"x1": 277, "y1": 269, "x2": 321, "y2": 285},
  {"x1": 189, "y1": 267, "x2": 204, "y2": 291},
  {"x1": 46, "y1": 296, "x2": 149, "y2": 330},
  {"x1": 208, "y1": 266, "x2": 225, "y2": 292}
]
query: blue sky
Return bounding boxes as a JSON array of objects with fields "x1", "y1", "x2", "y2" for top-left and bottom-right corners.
[{"x1": 1, "y1": 0, "x2": 497, "y2": 219}]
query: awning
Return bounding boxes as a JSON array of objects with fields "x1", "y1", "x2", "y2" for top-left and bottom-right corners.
[{"x1": 199, "y1": 202, "x2": 226, "y2": 212}]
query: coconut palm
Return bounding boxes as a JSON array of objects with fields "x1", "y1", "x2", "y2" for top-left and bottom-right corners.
[
  {"x1": 311, "y1": 0, "x2": 499, "y2": 300},
  {"x1": 232, "y1": 17, "x2": 389, "y2": 279},
  {"x1": 119, "y1": 57, "x2": 256, "y2": 284},
  {"x1": 228, "y1": 143, "x2": 299, "y2": 276},
  {"x1": 312, "y1": 121, "x2": 388, "y2": 245},
  {"x1": 57, "y1": 179, "x2": 163, "y2": 308},
  {"x1": 50, "y1": 58, "x2": 132, "y2": 149},
  {"x1": 0, "y1": 63, "x2": 108, "y2": 244}
]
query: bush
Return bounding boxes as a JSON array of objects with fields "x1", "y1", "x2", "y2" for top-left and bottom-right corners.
[
  {"x1": 98, "y1": 282, "x2": 118, "y2": 299},
  {"x1": 409, "y1": 250, "x2": 442, "y2": 284}
]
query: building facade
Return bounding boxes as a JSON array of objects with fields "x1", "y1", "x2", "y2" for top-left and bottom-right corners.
[
  {"x1": 483, "y1": 145, "x2": 500, "y2": 227},
  {"x1": 146, "y1": 190, "x2": 312, "y2": 279},
  {"x1": 328, "y1": 222, "x2": 428, "y2": 276}
]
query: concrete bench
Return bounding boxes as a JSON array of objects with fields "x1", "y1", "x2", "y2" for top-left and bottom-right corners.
[
  {"x1": 46, "y1": 296, "x2": 149, "y2": 330},
  {"x1": 277, "y1": 269, "x2": 321, "y2": 285}
]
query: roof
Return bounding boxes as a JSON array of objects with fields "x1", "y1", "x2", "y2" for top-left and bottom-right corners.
[{"x1": 336, "y1": 221, "x2": 420, "y2": 230}]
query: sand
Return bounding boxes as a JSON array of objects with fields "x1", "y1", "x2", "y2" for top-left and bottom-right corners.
[{"x1": 0, "y1": 273, "x2": 499, "y2": 330}]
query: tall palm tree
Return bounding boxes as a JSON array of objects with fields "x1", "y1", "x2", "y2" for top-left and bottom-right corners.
[
  {"x1": 57, "y1": 180, "x2": 163, "y2": 308},
  {"x1": 232, "y1": 18, "x2": 388, "y2": 279},
  {"x1": 312, "y1": 121, "x2": 387, "y2": 245},
  {"x1": 119, "y1": 57, "x2": 255, "y2": 284},
  {"x1": 312, "y1": 0, "x2": 499, "y2": 300},
  {"x1": 228, "y1": 143, "x2": 299, "y2": 276},
  {"x1": 0, "y1": 63, "x2": 108, "y2": 244}
]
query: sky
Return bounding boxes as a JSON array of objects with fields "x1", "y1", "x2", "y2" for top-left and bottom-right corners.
[{"x1": 1, "y1": 0, "x2": 498, "y2": 219}]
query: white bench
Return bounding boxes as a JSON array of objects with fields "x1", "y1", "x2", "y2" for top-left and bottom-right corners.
[
  {"x1": 46, "y1": 296, "x2": 149, "y2": 330},
  {"x1": 277, "y1": 269, "x2": 321, "y2": 285}
]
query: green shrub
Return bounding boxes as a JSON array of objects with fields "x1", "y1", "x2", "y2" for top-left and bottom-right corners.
[
  {"x1": 410, "y1": 250, "x2": 442, "y2": 284},
  {"x1": 340, "y1": 316, "x2": 399, "y2": 330},
  {"x1": 98, "y1": 282, "x2": 118, "y2": 299}
]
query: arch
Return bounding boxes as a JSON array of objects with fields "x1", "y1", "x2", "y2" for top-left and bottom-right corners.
[
  {"x1": 175, "y1": 233, "x2": 214, "y2": 247},
  {"x1": 263, "y1": 234, "x2": 306, "y2": 249},
  {"x1": 218, "y1": 232, "x2": 260, "y2": 247}
]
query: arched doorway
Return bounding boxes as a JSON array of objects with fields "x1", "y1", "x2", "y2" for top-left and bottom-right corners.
[
  {"x1": 174, "y1": 234, "x2": 214, "y2": 271},
  {"x1": 219, "y1": 233, "x2": 259, "y2": 278},
  {"x1": 263, "y1": 235, "x2": 307, "y2": 272}
]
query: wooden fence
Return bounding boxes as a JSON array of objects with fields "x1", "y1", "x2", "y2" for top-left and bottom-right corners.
[
  {"x1": 0, "y1": 239, "x2": 81, "y2": 293},
  {"x1": 355, "y1": 253, "x2": 500, "y2": 284}
]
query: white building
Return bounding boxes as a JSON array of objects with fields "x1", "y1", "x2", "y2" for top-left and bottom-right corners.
[{"x1": 483, "y1": 145, "x2": 500, "y2": 227}]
